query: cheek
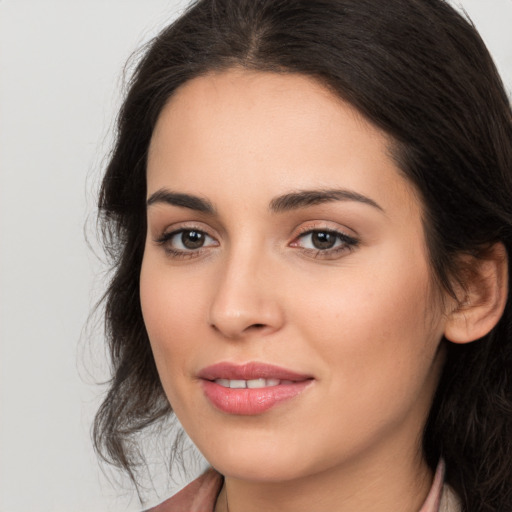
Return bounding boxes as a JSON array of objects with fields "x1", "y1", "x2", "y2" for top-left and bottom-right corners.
[
  {"x1": 139, "y1": 254, "x2": 206, "y2": 393},
  {"x1": 295, "y1": 247, "x2": 442, "y2": 404},
  {"x1": 282, "y1": 259, "x2": 443, "y2": 464}
]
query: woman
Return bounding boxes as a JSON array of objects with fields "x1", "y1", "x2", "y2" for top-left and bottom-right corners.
[{"x1": 93, "y1": 0, "x2": 512, "y2": 511}]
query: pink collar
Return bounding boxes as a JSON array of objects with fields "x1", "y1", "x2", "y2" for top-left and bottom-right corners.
[{"x1": 419, "y1": 459, "x2": 445, "y2": 512}]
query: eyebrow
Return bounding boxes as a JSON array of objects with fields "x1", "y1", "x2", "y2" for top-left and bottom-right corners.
[
  {"x1": 147, "y1": 189, "x2": 215, "y2": 214},
  {"x1": 269, "y1": 189, "x2": 383, "y2": 213},
  {"x1": 146, "y1": 187, "x2": 383, "y2": 214}
]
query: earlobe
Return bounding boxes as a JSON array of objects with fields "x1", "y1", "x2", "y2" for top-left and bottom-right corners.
[{"x1": 444, "y1": 243, "x2": 509, "y2": 344}]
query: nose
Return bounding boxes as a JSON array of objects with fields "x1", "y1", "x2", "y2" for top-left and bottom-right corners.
[{"x1": 208, "y1": 251, "x2": 285, "y2": 339}]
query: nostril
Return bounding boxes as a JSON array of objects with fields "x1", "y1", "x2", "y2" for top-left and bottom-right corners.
[{"x1": 250, "y1": 324, "x2": 266, "y2": 329}]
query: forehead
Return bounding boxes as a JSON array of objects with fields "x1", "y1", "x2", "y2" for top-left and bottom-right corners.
[
  {"x1": 147, "y1": 69, "x2": 420, "y2": 217},
  {"x1": 149, "y1": 69, "x2": 376, "y2": 162}
]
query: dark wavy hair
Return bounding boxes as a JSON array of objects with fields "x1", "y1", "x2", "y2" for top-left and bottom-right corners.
[{"x1": 94, "y1": 0, "x2": 512, "y2": 509}]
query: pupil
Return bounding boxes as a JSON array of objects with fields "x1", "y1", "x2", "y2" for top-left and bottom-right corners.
[
  {"x1": 312, "y1": 231, "x2": 336, "y2": 249},
  {"x1": 182, "y1": 230, "x2": 204, "y2": 249}
]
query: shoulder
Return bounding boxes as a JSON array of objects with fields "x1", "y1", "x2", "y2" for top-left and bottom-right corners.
[{"x1": 145, "y1": 468, "x2": 223, "y2": 512}]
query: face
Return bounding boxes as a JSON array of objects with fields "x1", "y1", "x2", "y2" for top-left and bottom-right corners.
[{"x1": 140, "y1": 70, "x2": 448, "y2": 483}]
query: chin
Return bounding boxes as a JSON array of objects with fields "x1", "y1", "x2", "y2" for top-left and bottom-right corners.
[
  {"x1": 213, "y1": 456, "x2": 308, "y2": 483},
  {"x1": 195, "y1": 434, "x2": 309, "y2": 482}
]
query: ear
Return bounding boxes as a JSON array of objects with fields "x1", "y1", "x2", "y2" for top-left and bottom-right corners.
[{"x1": 444, "y1": 242, "x2": 509, "y2": 344}]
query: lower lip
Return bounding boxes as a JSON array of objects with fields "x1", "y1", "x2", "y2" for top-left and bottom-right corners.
[{"x1": 201, "y1": 380, "x2": 313, "y2": 415}]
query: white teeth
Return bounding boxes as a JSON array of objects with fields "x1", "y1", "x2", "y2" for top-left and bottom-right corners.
[
  {"x1": 247, "y1": 378, "x2": 267, "y2": 389},
  {"x1": 229, "y1": 379, "x2": 246, "y2": 389},
  {"x1": 214, "y1": 378, "x2": 283, "y2": 388}
]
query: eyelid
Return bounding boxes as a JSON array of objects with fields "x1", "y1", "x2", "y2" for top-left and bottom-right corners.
[
  {"x1": 288, "y1": 221, "x2": 360, "y2": 259},
  {"x1": 291, "y1": 220, "x2": 358, "y2": 239},
  {"x1": 156, "y1": 228, "x2": 218, "y2": 246},
  {"x1": 153, "y1": 220, "x2": 218, "y2": 242},
  {"x1": 290, "y1": 228, "x2": 358, "y2": 247},
  {"x1": 153, "y1": 222, "x2": 220, "y2": 260}
]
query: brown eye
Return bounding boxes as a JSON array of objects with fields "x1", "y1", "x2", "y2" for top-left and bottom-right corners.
[
  {"x1": 291, "y1": 228, "x2": 359, "y2": 258},
  {"x1": 181, "y1": 230, "x2": 205, "y2": 249},
  {"x1": 157, "y1": 228, "x2": 218, "y2": 254},
  {"x1": 311, "y1": 231, "x2": 337, "y2": 250}
]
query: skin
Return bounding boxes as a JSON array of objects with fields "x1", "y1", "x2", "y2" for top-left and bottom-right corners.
[{"x1": 140, "y1": 70, "x2": 451, "y2": 512}]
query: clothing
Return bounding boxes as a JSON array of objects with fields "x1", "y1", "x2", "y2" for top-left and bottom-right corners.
[
  {"x1": 146, "y1": 460, "x2": 461, "y2": 512},
  {"x1": 146, "y1": 468, "x2": 222, "y2": 512}
]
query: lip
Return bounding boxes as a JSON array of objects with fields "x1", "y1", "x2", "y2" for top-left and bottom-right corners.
[
  {"x1": 198, "y1": 361, "x2": 312, "y2": 381},
  {"x1": 198, "y1": 362, "x2": 314, "y2": 415}
]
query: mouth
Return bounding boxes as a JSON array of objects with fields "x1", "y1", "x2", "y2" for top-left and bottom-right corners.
[
  {"x1": 198, "y1": 362, "x2": 314, "y2": 415},
  {"x1": 212, "y1": 377, "x2": 294, "y2": 388}
]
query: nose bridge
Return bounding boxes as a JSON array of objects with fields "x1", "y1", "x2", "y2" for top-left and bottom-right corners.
[{"x1": 208, "y1": 240, "x2": 283, "y2": 338}]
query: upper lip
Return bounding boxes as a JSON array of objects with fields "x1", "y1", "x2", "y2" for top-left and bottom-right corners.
[{"x1": 198, "y1": 362, "x2": 313, "y2": 381}]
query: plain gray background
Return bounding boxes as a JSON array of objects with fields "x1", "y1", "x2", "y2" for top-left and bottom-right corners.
[{"x1": 1, "y1": 1, "x2": 511, "y2": 511}]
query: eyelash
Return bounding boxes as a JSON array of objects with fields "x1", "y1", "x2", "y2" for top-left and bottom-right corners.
[
  {"x1": 290, "y1": 227, "x2": 359, "y2": 259},
  {"x1": 155, "y1": 226, "x2": 218, "y2": 260},
  {"x1": 154, "y1": 226, "x2": 359, "y2": 260}
]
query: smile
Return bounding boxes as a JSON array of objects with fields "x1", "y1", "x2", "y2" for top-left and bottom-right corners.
[{"x1": 198, "y1": 362, "x2": 314, "y2": 415}]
